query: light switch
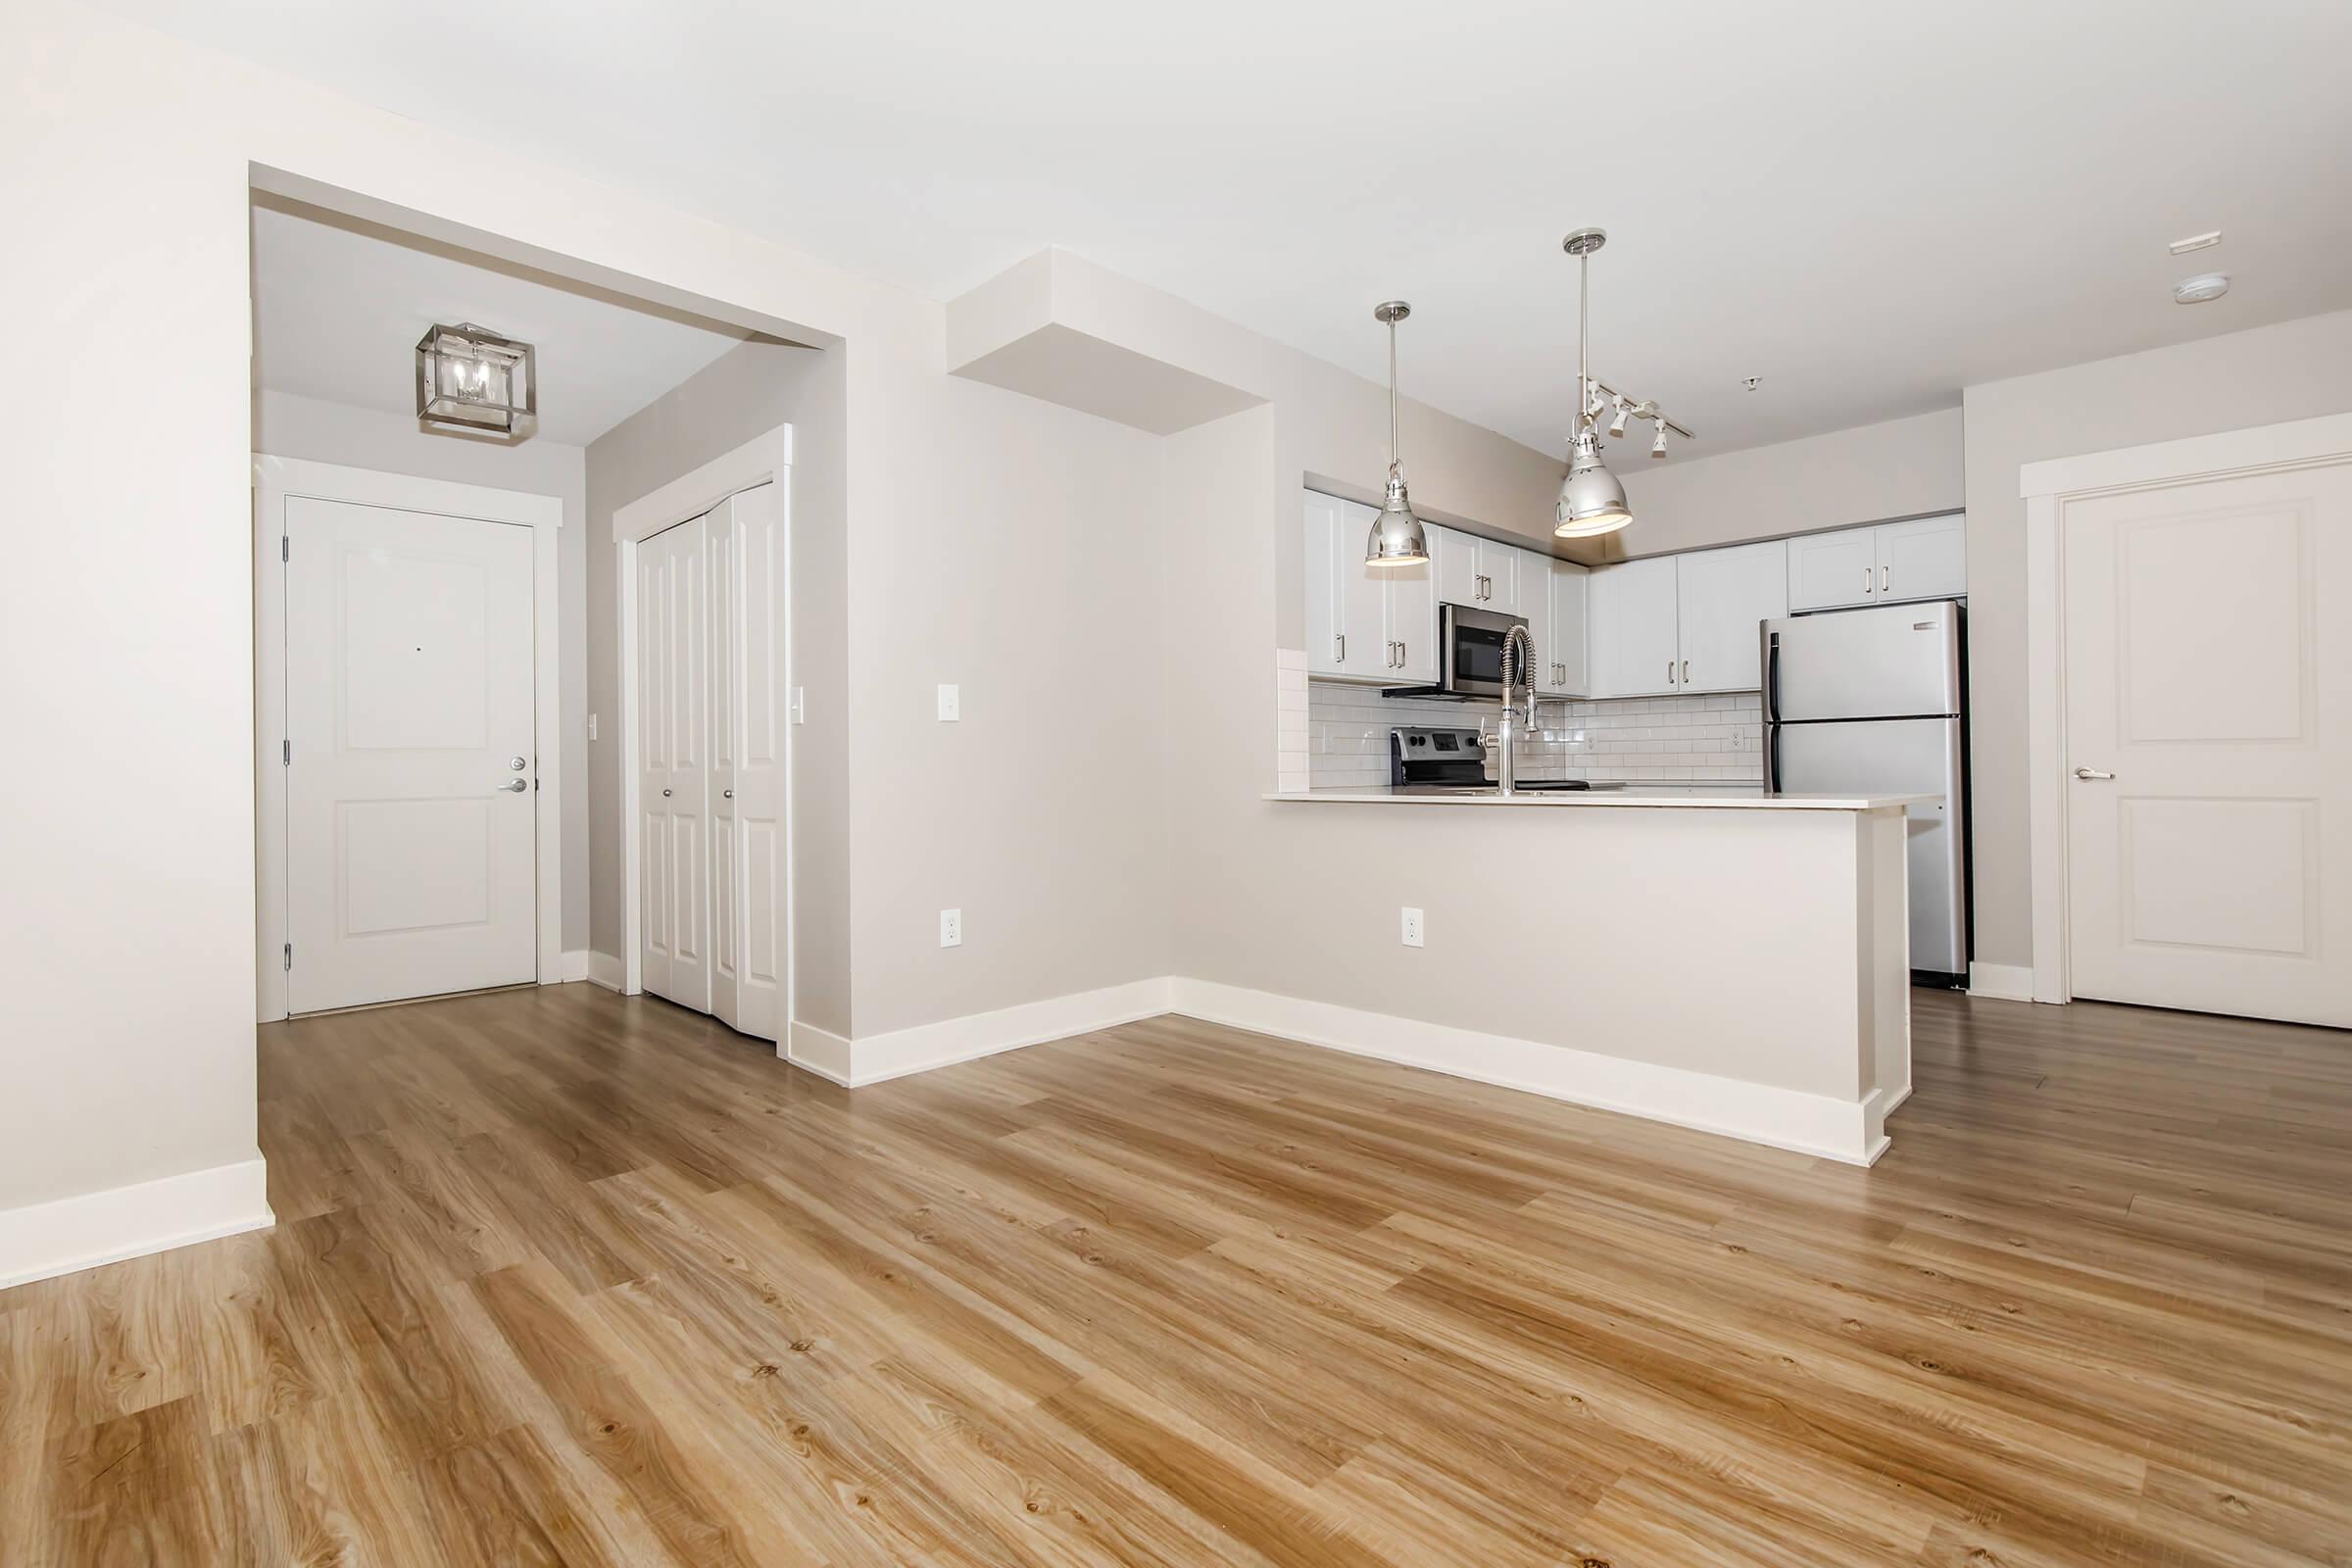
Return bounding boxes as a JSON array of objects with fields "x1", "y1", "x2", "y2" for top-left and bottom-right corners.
[{"x1": 937, "y1": 684, "x2": 960, "y2": 722}]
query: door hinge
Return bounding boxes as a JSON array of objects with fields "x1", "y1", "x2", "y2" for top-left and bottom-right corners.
[
  {"x1": 280, "y1": 535, "x2": 289, "y2": 563},
  {"x1": 282, "y1": 739, "x2": 291, "y2": 766},
  {"x1": 283, "y1": 943, "x2": 293, "y2": 971}
]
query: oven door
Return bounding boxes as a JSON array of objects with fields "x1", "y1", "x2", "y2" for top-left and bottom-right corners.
[{"x1": 1441, "y1": 603, "x2": 1527, "y2": 698}]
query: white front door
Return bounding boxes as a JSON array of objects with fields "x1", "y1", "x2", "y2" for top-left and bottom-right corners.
[
  {"x1": 638, "y1": 514, "x2": 710, "y2": 1010},
  {"x1": 284, "y1": 497, "x2": 537, "y2": 1012},
  {"x1": 2064, "y1": 463, "x2": 2350, "y2": 1027}
]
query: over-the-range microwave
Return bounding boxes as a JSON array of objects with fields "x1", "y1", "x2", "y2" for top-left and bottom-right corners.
[{"x1": 1385, "y1": 602, "x2": 1527, "y2": 701}]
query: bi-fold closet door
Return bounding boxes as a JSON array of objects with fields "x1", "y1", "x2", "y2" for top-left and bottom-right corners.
[{"x1": 637, "y1": 483, "x2": 785, "y2": 1039}]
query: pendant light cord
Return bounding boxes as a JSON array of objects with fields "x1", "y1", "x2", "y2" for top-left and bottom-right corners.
[
  {"x1": 1578, "y1": 251, "x2": 1592, "y2": 438},
  {"x1": 1388, "y1": 318, "x2": 1400, "y2": 477}
]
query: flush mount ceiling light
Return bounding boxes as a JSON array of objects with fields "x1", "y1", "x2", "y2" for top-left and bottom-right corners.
[
  {"x1": 2173, "y1": 272, "x2": 2230, "y2": 305},
  {"x1": 1553, "y1": 228, "x2": 1692, "y2": 539},
  {"x1": 1363, "y1": 300, "x2": 1430, "y2": 567},
  {"x1": 416, "y1": 321, "x2": 536, "y2": 438}
]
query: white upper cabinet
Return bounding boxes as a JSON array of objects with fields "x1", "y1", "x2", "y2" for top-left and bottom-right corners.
[
  {"x1": 1874, "y1": 513, "x2": 1967, "y2": 603},
  {"x1": 1788, "y1": 513, "x2": 1966, "y2": 610},
  {"x1": 1674, "y1": 539, "x2": 1788, "y2": 692},
  {"x1": 1302, "y1": 492, "x2": 1436, "y2": 684},
  {"x1": 1787, "y1": 526, "x2": 1881, "y2": 612},
  {"x1": 1589, "y1": 556, "x2": 1682, "y2": 698},
  {"x1": 1434, "y1": 525, "x2": 1522, "y2": 612},
  {"x1": 1544, "y1": 561, "x2": 1589, "y2": 696}
]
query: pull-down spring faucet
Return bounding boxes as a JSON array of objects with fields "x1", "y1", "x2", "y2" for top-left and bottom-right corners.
[{"x1": 1494, "y1": 623, "x2": 1537, "y2": 796}]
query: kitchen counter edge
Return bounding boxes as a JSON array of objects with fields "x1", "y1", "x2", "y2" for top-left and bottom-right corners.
[{"x1": 1263, "y1": 787, "x2": 1940, "y2": 811}]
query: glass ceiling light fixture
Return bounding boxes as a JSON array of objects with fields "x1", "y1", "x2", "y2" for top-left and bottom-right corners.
[
  {"x1": 1552, "y1": 229, "x2": 1692, "y2": 538},
  {"x1": 1364, "y1": 300, "x2": 1430, "y2": 566},
  {"x1": 416, "y1": 321, "x2": 537, "y2": 438}
]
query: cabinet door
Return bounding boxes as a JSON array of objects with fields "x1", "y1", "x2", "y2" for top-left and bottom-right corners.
[
  {"x1": 1544, "y1": 562, "x2": 1589, "y2": 695},
  {"x1": 1875, "y1": 513, "x2": 1966, "y2": 602},
  {"x1": 1787, "y1": 526, "x2": 1879, "y2": 611},
  {"x1": 1521, "y1": 557, "x2": 1555, "y2": 693},
  {"x1": 1589, "y1": 557, "x2": 1681, "y2": 697},
  {"x1": 1383, "y1": 549, "x2": 1438, "y2": 683},
  {"x1": 1675, "y1": 540, "x2": 1788, "y2": 692},
  {"x1": 1479, "y1": 539, "x2": 1524, "y2": 614},
  {"x1": 1302, "y1": 492, "x2": 1390, "y2": 680},
  {"x1": 1432, "y1": 524, "x2": 1482, "y2": 607}
]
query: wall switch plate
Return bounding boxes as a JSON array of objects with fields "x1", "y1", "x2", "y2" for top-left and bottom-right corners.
[
  {"x1": 1400, "y1": 906, "x2": 1425, "y2": 948},
  {"x1": 790, "y1": 687, "x2": 806, "y2": 724},
  {"x1": 939, "y1": 908, "x2": 962, "y2": 948},
  {"x1": 937, "y1": 684, "x2": 960, "y2": 721},
  {"x1": 586, "y1": 713, "x2": 598, "y2": 741}
]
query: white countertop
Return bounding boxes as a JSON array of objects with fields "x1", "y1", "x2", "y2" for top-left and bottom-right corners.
[{"x1": 1265, "y1": 784, "x2": 1941, "y2": 811}]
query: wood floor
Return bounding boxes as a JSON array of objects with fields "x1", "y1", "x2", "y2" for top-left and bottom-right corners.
[{"x1": 3, "y1": 988, "x2": 2349, "y2": 1566}]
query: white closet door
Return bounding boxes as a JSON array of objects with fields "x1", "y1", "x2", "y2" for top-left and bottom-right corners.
[
  {"x1": 638, "y1": 514, "x2": 710, "y2": 1010},
  {"x1": 284, "y1": 498, "x2": 537, "y2": 1011},
  {"x1": 708, "y1": 503, "x2": 741, "y2": 1031},
  {"x1": 727, "y1": 484, "x2": 787, "y2": 1039}
]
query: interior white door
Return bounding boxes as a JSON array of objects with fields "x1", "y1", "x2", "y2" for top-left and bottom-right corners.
[
  {"x1": 708, "y1": 507, "x2": 740, "y2": 1031},
  {"x1": 638, "y1": 514, "x2": 710, "y2": 1010},
  {"x1": 709, "y1": 485, "x2": 787, "y2": 1038},
  {"x1": 284, "y1": 497, "x2": 537, "y2": 1011},
  {"x1": 2064, "y1": 464, "x2": 2350, "y2": 1027}
]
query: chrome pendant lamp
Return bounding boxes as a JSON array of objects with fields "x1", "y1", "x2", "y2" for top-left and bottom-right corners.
[
  {"x1": 1364, "y1": 300, "x2": 1430, "y2": 566},
  {"x1": 1554, "y1": 229, "x2": 1632, "y2": 538}
]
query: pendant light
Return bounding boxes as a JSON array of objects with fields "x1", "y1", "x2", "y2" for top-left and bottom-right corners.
[
  {"x1": 1364, "y1": 300, "x2": 1429, "y2": 566},
  {"x1": 1554, "y1": 228, "x2": 1633, "y2": 539}
]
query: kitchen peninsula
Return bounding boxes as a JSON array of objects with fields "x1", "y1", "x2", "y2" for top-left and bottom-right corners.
[{"x1": 1262, "y1": 783, "x2": 1929, "y2": 1164}]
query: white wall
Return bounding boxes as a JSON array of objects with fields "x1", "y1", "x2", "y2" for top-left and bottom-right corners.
[
  {"x1": 1961, "y1": 308, "x2": 2352, "y2": 968},
  {"x1": 253, "y1": 390, "x2": 592, "y2": 955},
  {"x1": 1607, "y1": 408, "x2": 1964, "y2": 560}
]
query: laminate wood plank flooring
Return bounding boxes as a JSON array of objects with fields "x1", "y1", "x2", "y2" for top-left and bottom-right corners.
[{"x1": 4, "y1": 985, "x2": 2348, "y2": 1565}]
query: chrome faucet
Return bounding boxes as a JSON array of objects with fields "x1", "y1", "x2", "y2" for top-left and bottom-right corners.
[{"x1": 1494, "y1": 623, "x2": 1537, "y2": 796}]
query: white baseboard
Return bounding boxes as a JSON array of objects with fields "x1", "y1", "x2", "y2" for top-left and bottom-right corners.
[
  {"x1": 808, "y1": 977, "x2": 1176, "y2": 1089},
  {"x1": 0, "y1": 1156, "x2": 275, "y2": 1290},
  {"x1": 1167, "y1": 978, "x2": 1885, "y2": 1165},
  {"x1": 555, "y1": 950, "x2": 592, "y2": 984},
  {"x1": 586, "y1": 951, "x2": 627, "y2": 993},
  {"x1": 1967, "y1": 961, "x2": 2035, "y2": 1003},
  {"x1": 787, "y1": 1019, "x2": 854, "y2": 1084}
]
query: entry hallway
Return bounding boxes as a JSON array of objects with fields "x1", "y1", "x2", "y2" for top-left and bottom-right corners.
[{"x1": 3, "y1": 987, "x2": 2347, "y2": 1566}]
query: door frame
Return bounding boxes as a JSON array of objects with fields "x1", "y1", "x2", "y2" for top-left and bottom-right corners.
[
  {"x1": 2020, "y1": 411, "x2": 2352, "y2": 1005},
  {"x1": 253, "y1": 454, "x2": 565, "y2": 1022},
  {"x1": 612, "y1": 424, "x2": 793, "y2": 1037}
]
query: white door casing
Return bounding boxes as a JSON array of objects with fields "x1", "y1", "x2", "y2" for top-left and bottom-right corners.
[
  {"x1": 2060, "y1": 466, "x2": 2347, "y2": 1026},
  {"x1": 638, "y1": 514, "x2": 710, "y2": 1011},
  {"x1": 254, "y1": 456, "x2": 564, "y2": 1024},
  {"x1": 283, "y1": 498, "x2": 537, "y2": 1012},
  {"x1": 2023, "y1": 412, "x2": 2352, "y2": 1021}
]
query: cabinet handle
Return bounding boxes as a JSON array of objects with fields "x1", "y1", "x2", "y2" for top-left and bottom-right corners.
[
  {"x1": 1882, "y1": 564, "x2": 1889, "y2": 593},
  {"x1": 1667, "y1": 660, "x2": 1676, "y2": 686},
  {"x1": 1335, "y1": 634, "x2": 1345, "y2": 663},
  {"x1": 1863, "y1": 564, "x2": 1873, "y2": 595},
  {"x1": 1683, "y1": 659, "x2": 1690, "y2": 683},
  {"x1": 1396, "y1": 640, "x2": 1406, "y2": 667}
]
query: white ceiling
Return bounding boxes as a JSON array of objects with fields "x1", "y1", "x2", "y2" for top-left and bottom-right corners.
[
  {"x1": 148, "y1": 1, "x2": 2352, "y2": 462},
  {"x1": 250, "y1": 200, "x2": 753, "y2": 446}
]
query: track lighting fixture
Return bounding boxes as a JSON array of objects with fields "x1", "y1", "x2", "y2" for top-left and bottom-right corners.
[
  {"x1": 1607, "y1": 400, "x2": 1629, "y2": 438},
  {"x1": 1651, "y1": 422, "x2": 1669, "y2": 459},
  {"x1": 1551, "y1": 228, "x2": 1690, "y2": 536}
]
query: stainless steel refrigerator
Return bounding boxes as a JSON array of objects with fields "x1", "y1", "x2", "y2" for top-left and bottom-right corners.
[{"x1": 1762, "y1": 600, "x2": 1969, "y2": 984}]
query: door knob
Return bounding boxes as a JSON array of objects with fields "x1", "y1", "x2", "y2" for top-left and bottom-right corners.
[
  {"x1": 722, "y1": 789, "x2": 734, "y2": 799},
  {"x1": 500, "y1": 778, "x2": 527, "y2": 793},
  {"x1": 662, "y1": 787, "x2": 673, "y2": 797},
  {"x1": 510, "y1": 756, "x2": 527, "y2": 770},
  {"x1": 2074, "y1": 766, "x2": 2115, "y2": 781}
]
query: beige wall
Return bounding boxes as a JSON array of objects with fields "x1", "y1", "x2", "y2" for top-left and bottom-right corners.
[
  {"x1": 1961, "y1": 308, "x2": 2352, "y2": 969},
  {"x1": 253, "y1": 390, "x2": 593, "y2": 954},
  {"x1": 1606, "y1": 408, "x2": 1964, "y2": 560}
]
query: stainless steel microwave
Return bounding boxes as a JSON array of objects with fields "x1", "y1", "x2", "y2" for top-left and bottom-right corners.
[{"x1": 1385, "y1": 602, "x2": 1527, "y2": 701}]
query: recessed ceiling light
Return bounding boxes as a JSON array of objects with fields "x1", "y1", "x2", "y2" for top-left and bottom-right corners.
[
  {"x1": 2173, "y1": 272, "x2": 2230, "y2": 305},
  {"x1": 2168, "y1": 230, "x2": 2223, "y2": 256}
]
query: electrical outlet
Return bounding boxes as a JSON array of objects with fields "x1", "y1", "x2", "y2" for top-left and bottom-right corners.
[
  {"x1": 939, "y1": 908, "x2": 962, "y2": 948},
  {"x1": 586, "y1": 713, "x2": 598, "y2": 741},
  {"x1": 1400, "y1": 906, "x2": 1425, "y2": 948},
  {"x1": 937, "y1": 684, "x2": 960, "y2": 722}
]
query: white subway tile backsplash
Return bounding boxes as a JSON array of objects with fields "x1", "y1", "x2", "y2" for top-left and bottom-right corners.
[{"x1": 1305, "y1": 679, "x2": 1764, "y2": 788}]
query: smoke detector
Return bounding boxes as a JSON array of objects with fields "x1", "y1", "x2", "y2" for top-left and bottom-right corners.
[{"x1": 2173, "y1": 272, "x2": 2230, "y2": 305}]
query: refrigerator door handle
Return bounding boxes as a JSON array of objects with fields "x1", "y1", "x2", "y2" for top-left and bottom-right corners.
[{"x1": 1762, "y1": 630, "x2": 1782, "y2": 792}]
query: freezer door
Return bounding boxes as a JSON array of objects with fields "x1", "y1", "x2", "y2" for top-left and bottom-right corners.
[
  {"x1": 1762, "y1": 601, "x2": 1962, "y2": 721},
  {"x1": 1774, "y1": 716, "x2": 1967, "y2": 976}
]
